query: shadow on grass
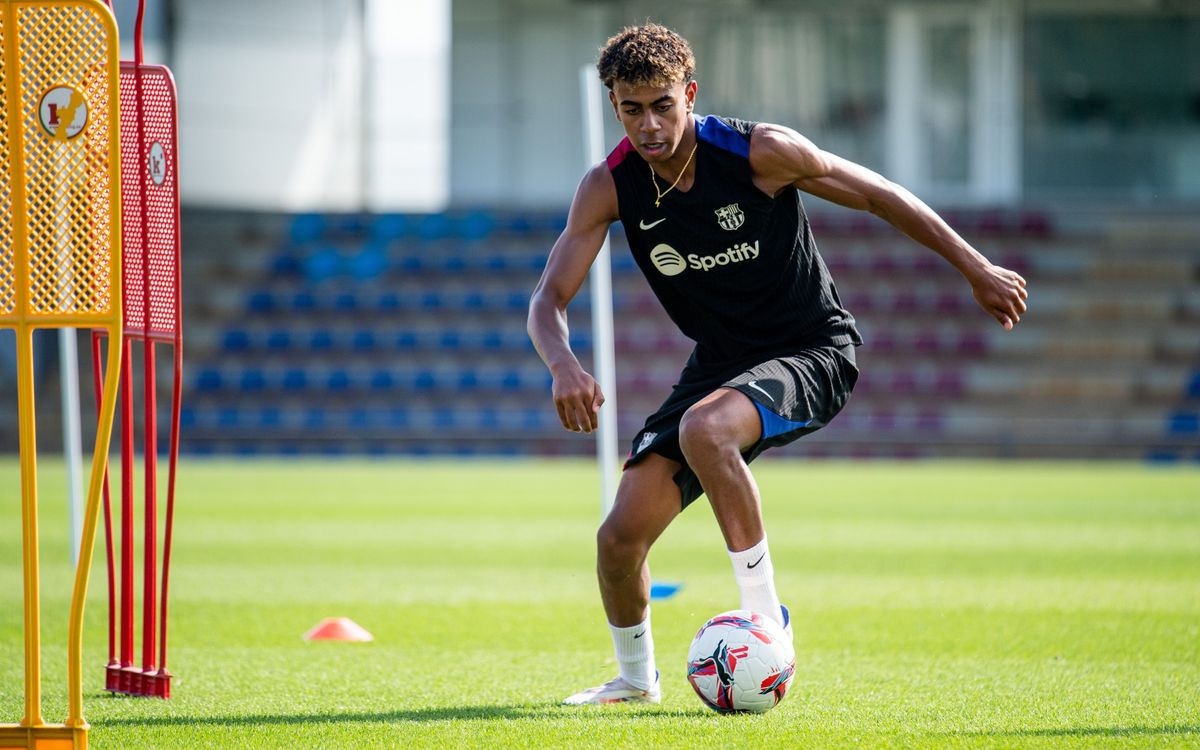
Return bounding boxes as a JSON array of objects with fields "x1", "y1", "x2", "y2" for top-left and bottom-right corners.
[
  {"x1": 99, "y1": 703, "x2": 713, "y2": 728},
  {"x1": 948, "y1": 725, "x2": 1199, "y2": 739}
]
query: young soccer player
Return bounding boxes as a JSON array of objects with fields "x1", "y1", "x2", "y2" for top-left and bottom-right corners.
[{"x1": 527, "y1": 23, "x2": 1027, "y2": 704}]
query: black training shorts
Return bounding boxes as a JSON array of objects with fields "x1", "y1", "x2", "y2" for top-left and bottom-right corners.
[{"x1": 624, "y1": 344, "x2": 858, "y2": 508}]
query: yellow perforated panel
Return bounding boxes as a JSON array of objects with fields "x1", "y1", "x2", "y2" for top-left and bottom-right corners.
[
  {"x1": 17, "y1": 3, "x2": 114, "y2": 317},
  {"x1": 0, "y1": 16, "x2": 14, "y2": 317}
]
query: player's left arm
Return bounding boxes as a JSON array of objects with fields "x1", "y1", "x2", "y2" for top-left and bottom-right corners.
[{"x1": 749, "y1": 123, "x2": 1028, "y2": 330}]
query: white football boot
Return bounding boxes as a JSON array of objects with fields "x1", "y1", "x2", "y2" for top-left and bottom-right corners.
[{"x1": 563, "y1": 672, "x2": 661, "y2": 705}]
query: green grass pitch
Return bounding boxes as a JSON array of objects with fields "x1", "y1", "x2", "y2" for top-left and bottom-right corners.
[{"x1": 2, "y1": 458, "x2": 1199, "y2": 748}]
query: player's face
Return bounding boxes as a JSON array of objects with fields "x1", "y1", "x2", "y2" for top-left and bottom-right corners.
[{"x1": 609, "y1": 79, "x2": 697, "y2": 163}]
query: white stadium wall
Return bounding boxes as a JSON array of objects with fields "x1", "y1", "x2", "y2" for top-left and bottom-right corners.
[{"x1": 172, "y1": 0, "x2": 450, "y2": 212}]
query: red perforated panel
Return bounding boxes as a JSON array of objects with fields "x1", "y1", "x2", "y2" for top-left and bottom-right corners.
[{"x1": 119, "y1": 61, "x2": 179, "y2": 339}]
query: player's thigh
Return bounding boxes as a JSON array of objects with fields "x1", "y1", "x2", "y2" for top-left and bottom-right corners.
[{"x1": 600, "y1": 453, "x2": 685, "y2": 552}]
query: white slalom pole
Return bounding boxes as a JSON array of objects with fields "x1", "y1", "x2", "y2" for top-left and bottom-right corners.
[
  {"x1": 59, "y1": 327, "x2": 84, "y2": 566},
  {"x1": 579, "y1": 64, "x2": 620, "y2": 518}
]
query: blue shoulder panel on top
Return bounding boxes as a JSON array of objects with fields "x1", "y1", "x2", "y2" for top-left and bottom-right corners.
[{"x1": 696, "y1": 115, "x2": 751, "y2": 159}]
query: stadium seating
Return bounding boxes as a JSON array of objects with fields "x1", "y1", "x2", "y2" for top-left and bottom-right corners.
[{"x1": 157, "y1": 208, "x2": 1200, "y2": 461}]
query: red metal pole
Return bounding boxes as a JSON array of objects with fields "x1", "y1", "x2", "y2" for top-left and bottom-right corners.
[
  {"x1": 156, "y1": 341, "x2": 182, "y2": 698},
  {"x1": 141, "y1": 341, "x2": 158, "y2": 692},
  {"x1": 119, "y1": 339, "x2": 135, "y2": 693}
]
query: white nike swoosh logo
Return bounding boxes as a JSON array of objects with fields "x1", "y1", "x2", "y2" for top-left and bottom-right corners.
[
  {"x1": 639, "y1": 218, "x2": 666, "y2": 230},
  {"x1": 747, "y1": 380, "x2": 774, "y2": 403}
]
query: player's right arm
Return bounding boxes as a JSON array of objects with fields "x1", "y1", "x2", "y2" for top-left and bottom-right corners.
[{"x1": 527, "y1": 162, "x2": 620, "y2": 434}]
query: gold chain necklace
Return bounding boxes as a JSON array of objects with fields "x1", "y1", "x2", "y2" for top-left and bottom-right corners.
[{"x1": 649, "y1": 143, "x2": 698, "y2": 208}]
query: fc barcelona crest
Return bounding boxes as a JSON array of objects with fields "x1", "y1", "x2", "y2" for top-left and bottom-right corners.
[{"x1": 715, "y1": 203, "x2": 744, "y2": 231}]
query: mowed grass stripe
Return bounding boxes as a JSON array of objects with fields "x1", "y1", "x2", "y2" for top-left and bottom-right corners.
[{"x1": 1, "y1": 459, "x2": 1197, "y2": 748}]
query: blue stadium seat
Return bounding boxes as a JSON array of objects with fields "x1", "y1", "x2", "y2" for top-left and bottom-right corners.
[
  {"x1": 1188, "y1": 371, "x2": 1200, "y2": 399},
  {"x1": 292, "y1": 292, "x2": 317, "y2": 311},
  {"x1": 217, "y1": 408, "x2": 240, "y2": 428},
  {"x1": 304, "y1": 409, "x2": 328, "y2": 429},
  {"x1": 458, "y1": 370, "x2": 479, "y2": 390},
  {"x1": 289, "y1": 213, "x2": 325, "y2": 244},
  {"x1": 397, "y1": 256, "x2": 423, "y2": 273},
  {"x1": 247, "y1": 292, "x2": 274, "y2": 313},
  {"x1": 458, "y1": 210, "x2": 495, "y2": 241},
  {"x1": 310, "y1": 330, "x2": 334, "y2": 351},
  {"x1": 327, "y1": 370, "x2": 352, "y2": 392},
  {"x1": 239, "y1": 369, "x2": 267, "y2": 392},
  {"x1": 349, "y1": 409, "x2": 371, "y2": 428},
  {"x1": 506, "y1": 214, "x2": 535, "y2": 234},
  {"x1": 270, "y1": 251, "x2": 302, "y2": 275},
  {"x1": 394, "y1": 331, "x2": 417, "y2": 350},
  {"x1": 195, "y1": 368, "x2": 223, "y2": 393},
  {"x1": 413, "y1": 370, "x2": 436, "y2": 390},
  {"x1": 500, "y1": 370, "x2": 522, "y2": 391},
  {"x1": 222, "y1": 330, "x2": 250, "y2": 352},
  {"x1": 1168, "y1": 411, "x2": 1199, "y2": 435},
  {"x1": 480, "y1": 331, "x2": 503, "y2": 350},
  {"x1": 418, "y1": 213, "x2": 452, "y2": 241},
  {"x1": 352, "y1": 330, "x2": 378, "y2": 351},
  {"x1": 266, "y1": 330, "x2": 292, "y2": 351},
  {"x1": 178, "y1": 408, "x2": 197, "y2": 429},
  {"x1": 377, "y1": 292, "x2": 402, "y2": 311},
  {"x1": 259, "y1": 408, "x2": 283, "y2": 429},
  {"x1": 388, "y1": 408, "x2": 409, "y2": 427},
  {"x1": 369, "y1": 370, "x2": 395, "y2": 390},
  {"x1": 304, "y1": 245, "x2": 343, "y2": 284},
  {"x1": 439, "y1": 331, "x2": 461, "y2": 350},
  {"x1": 282, "y1": 369, "x2": 308, "y2": 391},
  {"x1": 350, "y1": 242, "x2": 388, "y2": 281},
  {"x1": 334, "y1": 293, "x2": 359, "y2": 312},
  {"x1": 372, "y1": 213, "x2": 411, "y2": 241}
]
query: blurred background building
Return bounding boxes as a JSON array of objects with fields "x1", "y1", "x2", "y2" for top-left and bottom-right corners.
[{"x1": 2, "y1": 0, "x2": 1197, "y2": 460}]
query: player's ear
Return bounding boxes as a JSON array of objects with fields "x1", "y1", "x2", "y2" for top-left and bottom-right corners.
[
  {"x1": 609, "y1": 89, "x2": 620, "y2": 120},
  {"x1": 684, "y1": 80, "x2": 697, "y2": 112}
]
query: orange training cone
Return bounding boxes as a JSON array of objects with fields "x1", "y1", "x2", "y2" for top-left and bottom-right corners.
[{"x1": 303, "y1": 617, "x2": 374, "y2": 642}]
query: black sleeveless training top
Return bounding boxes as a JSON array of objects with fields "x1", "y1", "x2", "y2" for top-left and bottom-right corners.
[{"x1": 606, "y1": 115, "x2": 861, "y2": 368}]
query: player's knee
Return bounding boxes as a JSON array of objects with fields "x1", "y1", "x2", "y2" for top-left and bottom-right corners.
[
  {"x1": 678, "y1": 404, "x2": 732, "y2": 461},
  {"x1": 596, "y1": 518, "x2": 646, "y2": 571}
]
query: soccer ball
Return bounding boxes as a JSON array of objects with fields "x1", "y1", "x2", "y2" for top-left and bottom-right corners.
[{"x1": 686, "y1": 609, "x2": 795, "y2": 713}]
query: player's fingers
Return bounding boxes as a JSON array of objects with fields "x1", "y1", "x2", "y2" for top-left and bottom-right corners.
[
  {"x1": 561, "y1": 397, "x2": 585, "y2": 432},
  {"x1": 555, "y1": 399, "x2": 570, "y2": 431},
  {"x1": 1015, "y1": 296, "x2": 1027, "y2": 314},
  {"x1": 571, "y1": 401, "x2": 591, "y2": 433}
]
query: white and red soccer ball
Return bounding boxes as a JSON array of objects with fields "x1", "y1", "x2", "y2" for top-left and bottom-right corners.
[{"x1": 686, "y1": 609, "x2": 795, "y2": 713}]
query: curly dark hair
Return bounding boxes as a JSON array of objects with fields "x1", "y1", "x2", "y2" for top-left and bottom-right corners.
[{"x1": 596, "y1": 23, "x2": 695, "y2": 90}]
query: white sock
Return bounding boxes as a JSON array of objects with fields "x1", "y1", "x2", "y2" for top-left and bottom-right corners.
[
  {"x1": 610, "y1": 614, "x2": 656, "y2": 691},
  {"x1": 728, "y1": 537, "x2": 783, "y2": 627}
]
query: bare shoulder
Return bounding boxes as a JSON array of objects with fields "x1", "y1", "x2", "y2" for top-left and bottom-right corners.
[
  {"x1": 748, "y1": 123, "x2": 830, "y2": 192},
  {"x1": 570, "y1": 160, "x2": 620, "y2": 227}
]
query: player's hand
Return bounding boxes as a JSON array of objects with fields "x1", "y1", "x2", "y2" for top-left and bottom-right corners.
[
  {"x1": 969, "y1": 263, "x2": 1028, "y2": 330},
  {"x1": 550, "y1": 362, "x2": 605, "y2": 433}
]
